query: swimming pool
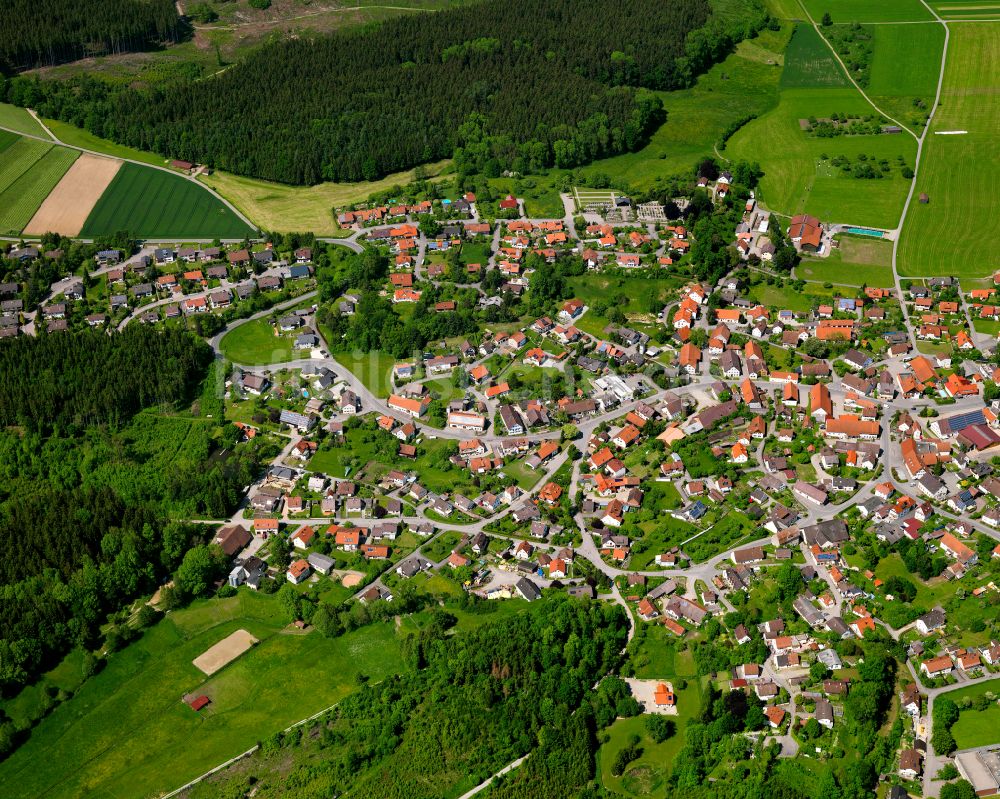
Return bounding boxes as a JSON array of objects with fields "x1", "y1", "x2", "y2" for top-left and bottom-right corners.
[{"x1": 845, "y1": 227, "x2": 885, "y2": 238}]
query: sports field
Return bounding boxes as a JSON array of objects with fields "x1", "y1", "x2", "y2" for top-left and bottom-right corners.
[
  {"x1": 81, "y1": 163, "x2": 255, "y2": 239},
  {"x1": 726, "y1": 25, "x2": 917, "y2": 228},
  {"x1": 867, "y1": 23, "x2": 946, "y2": 129},
  {"x1": 578, "y1": 26, "x2": 789, "y2": 188},
  {"x1": 801, "y1": 0, "x2": 934, "y2": 22},
  {"x1": 897, "y1": 23, "x2": 1000, "y2": 276},
  {"x1": 0, "y1": 593, "x2": 401, "y2": 799},
  {"x1": 0, "y1": 145, "x2": 80, "y2": 236}
]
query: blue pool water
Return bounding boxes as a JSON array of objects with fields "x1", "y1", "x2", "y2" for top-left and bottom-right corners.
[{"x1": 845, "y1": 227, "x2": 885, "y2": 238}]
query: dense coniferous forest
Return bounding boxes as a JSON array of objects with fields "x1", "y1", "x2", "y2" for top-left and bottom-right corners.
[
  {"x1": 0, "y1": 326, "x2": 211, "y2": 432},
  {"x1": 188, "y1": 597, "x2": 629, "y2": 798},
  {"x1": 0, "y1": 329, "x2": 263, "y2": 697},
  {"x1": 0, "y1": 0, "x2": 180, "y2": 73},
  {"x1": 3, "y1": 0, "x2": 769, "y2": 183}
]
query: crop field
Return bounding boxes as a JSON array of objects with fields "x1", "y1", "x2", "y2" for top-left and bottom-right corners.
[
  {"x1": 577, "y1": 26, "x2": 789, "y2": 189},
  {"x1": 24, "y1": 154, "x2": 121, "y2": 236},
  {"x1": 797, "y1": 234, "x2": 895, "y2": 285},
  {"x1": 0, "y1": 137, "x2": 54, "y2": 194},
  {"x1": 930, "y1": 0, "x2": 1000, "y2": 19},
  {"x1": 897, "y1": 23, "x2": 1000, "y2": 277},
  {"x1": 0, "y1": 593, "x2": 401, "y2": 799},
  {"x1": 801, "y1": 0, "x2": 934, "y2": 22},
  {"x1": 201, "y1": 159, "x2": 451, "y2": 235},
  {"x1": 868, "y1": 23, "x2": 946, "y2": 128},
  {"x1": 0, "y1": 103, "x2": 52, "y2": 138},
  {"x1": 81, "y1": 163, "x2": 255, "y2": 239},
  {"x1": 0, "y1": 146, "x2": 79, "y2": 236},
  {"x1": 727, "y1": 26, "x2": 917, "y2": 229}
]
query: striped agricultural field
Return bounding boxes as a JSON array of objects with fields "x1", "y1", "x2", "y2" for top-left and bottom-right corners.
[
  {"x1": 0, "y1": 136, "x2": 54, "y2": 195},
  {"x1": 0, "y1": 146, "x2": 79, "y2": 236},
  {"x1": 24, "y1": 154, "x2": 121, "y2": 236}
]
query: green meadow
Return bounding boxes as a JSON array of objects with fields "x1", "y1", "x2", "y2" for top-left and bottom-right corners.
[
  {"x1": 801, "y1": 0, "x2": 934, "y2": 23},
  {"x1": 0, "y1": 593, "x2": 401, "y2": 799},
  {"x1": 726, "y1": 25, "x2": 917, "y2": 229},
  {"x1": 219, "y1": 319, "x2": 297, "y2": 365},
  {"x1": 897, "y1": 23, "x2": 1000, "y2": 276},
  {"x1": 578, "y1": 26, "x2": 789, "y2": 189}
]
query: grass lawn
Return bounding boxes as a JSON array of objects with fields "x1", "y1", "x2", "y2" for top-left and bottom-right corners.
[
  {"x1": 801, "y1": 0, "x2": 934, "y2": 22},
  {"x1": 567, "y1": 273, "x2": 682, "y2": 337},
  {"x1": 953, "y1": 703, "x2": 1000, "y2": 750},
  {"x1": 42, "y1": 118, "x2": 167, "y2": 167},
  {"x1": 867, "y1": 23, "x2": 946, "y2": 131},
  {"x1": 201, "y1": 159, "x2": 451, "y2": 235},
  {"x1": 578, "y1": 26, "x2": 788, "y2": 189},
  {"x1": 219, "y1": 319, "x2": 296, "y2": 365},
  {"x1": 332, "y1": 350, "x2": 395, "y2": 397},
  {"x1": 81, "y1": 162, "x2": 255, "y2": 239},
  {"x1": 897, "y1": 23, "x2": 1000, "y2": 278},
  {"x1": 485, "y1": 174, "x2": 566, "y2": 218},
  {"x1": 0, "y1": 592, "x2": 401, "y2": 799},
  {"x1": 726, "y1": 25, "x2": 917, "y2": 229},
  {"x1": 796, "y1": 234, "x2": 894, "y2": 286},
  {"x1": 0, "y1": 103, "x2": 52, "y2": 138},
  {"x1": 597, "y1": 676, "x2": 702, "y2": 797}
]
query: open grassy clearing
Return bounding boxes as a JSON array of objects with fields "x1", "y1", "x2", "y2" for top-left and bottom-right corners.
[
  {"x1": 0, "y1": 103, "x2": 52, "y2": 138},
  {"x1": 42, "y1": 117, "x2": 167, "y2": 167},
  {"x1": 567, "y1": 273, "x2": 683, "y2": 338},
  {"x1": 219, "y1": 319, "x2": 297, "y2": 365},
  {"x1": 331, "y1": 350, "x2": 396, "y2": 398},
  {"x1": 726, "y1": 26, "x2": 916, "y2": 228},
  {"x1": 796, "y1": 234, "x2": 894, "y2": 285},
  {"x1": 0, "y1": 592, "x2": 400, "y2": 799},
  {"x1": 0, "y1": 146, "x2": 79, "y2": 235},
  {"x1": 801, "y1": 0, "x2": 934, "y2": 22},
  {"x1": 867, "y1": 23, "x2": 946, "y2": 129},
  {"x1": 201, "y1": 159, "x2": 451, "y2": 235},
  {"x1": 81, "y1": 162, "x2": 255, "y2": 239},
  {"x1": 897, "y1": 23, "x2": 1000, "y2": 277},
  {"x1": 577, "y1": 26, "x2": 789, "y2": 189}
]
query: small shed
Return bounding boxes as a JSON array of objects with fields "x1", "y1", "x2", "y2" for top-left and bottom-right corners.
[
  {"x1": 187, "y1": 695, "x2": 211, "y2": 711},
  {"x1": 919, "y1": 193, "x2": 929, "y2": 204}
]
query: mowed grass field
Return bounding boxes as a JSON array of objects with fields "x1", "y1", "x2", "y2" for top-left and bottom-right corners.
[
  {"x1": 42, "y1": 117, "x2": 167, "y2": 167},
  {"x1": 0, "y1": 147, "x2": 80, "y2": 235},
  {"x1": 801, "y1": 0, "x2": 934, "y2": 22},
  {"x1": 201, "y1": 159, "x2": 452, "y2": 236},
  {"x1": 0, "y1": 593, "x2": 401, "y2": 799},
  {"x1": 578, "y1": 26, "x2": 789, "y2": 189},
  {"x1": 726, "y1": 25, "x2": 917, "y2": 228},
  {"x1": 897, "y1": 23, "x2": 1000, "y2": 276},
  {"x1": 0, "y1": 103, "x2": 52, "y2": 138},
  {"x1": 867, "y1": 23, "x2": 946, "y2": 129},
  {"x1": 332, "y1": 350, "x2": 397, "y2": 397},
  {"x1": 797, "y1": 234, "x2": 895, "y2": 285},
  {"x1": 219, "y1": 318, "x2": 297, "y2": 365},
  {"x1": 81, "y1": 163, "x2": 255, "y2": 239}
]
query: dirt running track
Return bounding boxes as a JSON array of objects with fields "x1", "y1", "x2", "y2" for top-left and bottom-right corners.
[{"x1": 24, "y1": 153, "x2": 121, "y2": 235}]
